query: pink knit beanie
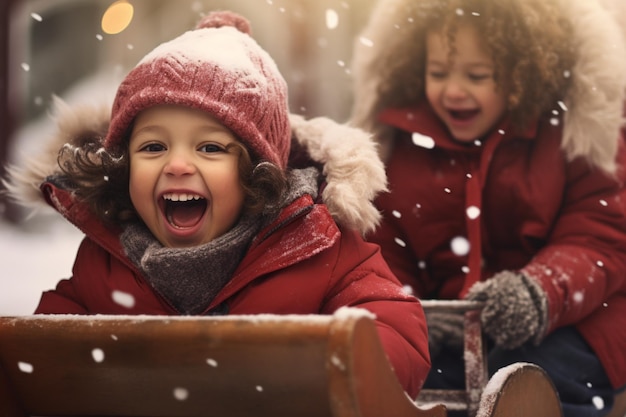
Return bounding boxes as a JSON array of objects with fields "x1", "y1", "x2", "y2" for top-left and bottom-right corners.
[{"x1": 104, "y1": 11, "x2": 290, "y2": 169}]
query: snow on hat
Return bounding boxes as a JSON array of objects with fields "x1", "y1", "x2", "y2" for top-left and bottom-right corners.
[{"x1": 104, "y1": 11, "x2": 291, "y2": 169}]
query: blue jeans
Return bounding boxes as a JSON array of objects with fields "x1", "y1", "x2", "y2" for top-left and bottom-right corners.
[{"x1": 424, "y1": 326, "x2": 623, "y2": 417}]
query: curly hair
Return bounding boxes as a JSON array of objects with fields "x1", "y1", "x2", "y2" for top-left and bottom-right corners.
[
  {"x1": 372, "y1": 0, "x2": 577, "y2": 131},
  {"x1": 57, "y1": 135, "x2": 288, "y2": 226}
]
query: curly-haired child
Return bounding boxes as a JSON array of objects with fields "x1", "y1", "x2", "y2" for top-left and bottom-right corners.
[
  {"x1": 4, "y1": 10, "x2": 431, "y2": 397},
  {"x1": 350, "y1": 0, "x2": 626, "y2": 415}
]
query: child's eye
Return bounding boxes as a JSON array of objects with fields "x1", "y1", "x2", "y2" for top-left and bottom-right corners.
[
  {"x1": 140, "y1": 143, "x2": 166, "y2": 152},
  {"x1": 428, "y1": 71, "x2": 447, "y2": 79},
  {"x1": 469, "y1": 73, "x2": 491, "y2": 81},
  {"x1": 199, "y1": 143, "x2": 226, "y2": 153}
]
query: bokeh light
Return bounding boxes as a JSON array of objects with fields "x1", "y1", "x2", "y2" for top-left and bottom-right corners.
[{"x1": 102, "y1": 1, "x2": 134, "y2": 35}]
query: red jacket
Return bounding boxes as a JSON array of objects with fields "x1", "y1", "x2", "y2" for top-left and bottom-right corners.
[
  {"x1": 35, "y1": 179, "x2": 430, "y2": 397},
  {"x1": 370, "y1": 104, "x2": 626, "y2": 388}
]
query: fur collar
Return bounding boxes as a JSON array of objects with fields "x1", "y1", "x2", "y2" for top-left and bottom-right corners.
[
  {"x1": 3, "y1": 99, "x2": 387, "y2": 236},
  {"x1": 350, "y1": 0, "x2": 626, "y2": 173}
]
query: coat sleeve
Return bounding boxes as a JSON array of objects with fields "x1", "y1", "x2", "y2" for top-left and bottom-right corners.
[
  {"x1": 35, "y1": 278, "x2": 89, "y2": 314},
  {"x1": 321, "y1": 228, "x2": 431, "y2": 398},
  {"x1": 521, "y1": 143, "x2": 626, "y2": 334},
  {"x1": 34, "y1": 238, "x2": 92, "y2": 314},
  {"x1": 34, "y1": 236, "x2": 168, "y2": 315}
]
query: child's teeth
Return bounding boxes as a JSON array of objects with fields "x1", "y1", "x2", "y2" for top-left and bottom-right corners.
[{"x1": 163, "y1": 193, "x2": 203, "y2": 201}]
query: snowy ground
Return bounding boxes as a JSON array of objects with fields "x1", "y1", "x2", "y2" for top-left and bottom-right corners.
[{"x1": 0, "y1": 209, "x2": 84, "y2": 315}]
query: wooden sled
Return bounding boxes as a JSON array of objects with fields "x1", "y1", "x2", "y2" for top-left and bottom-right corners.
[
  {"x1": 0, "y1": 309, "x2": 445, "y2": 417},
  {"x1": 0, "y1": 302, "x2": 570, "y2": 417},
  {"x1": 418, "y1": 300, "x2": 563, "y2": 417}
]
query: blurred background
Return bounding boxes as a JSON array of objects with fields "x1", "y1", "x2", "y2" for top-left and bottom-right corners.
[{"x1": 0, "y1": 0, "x2": 378, "y2": 314}]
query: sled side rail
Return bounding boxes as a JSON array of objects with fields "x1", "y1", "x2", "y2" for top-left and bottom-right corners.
[
  {"x1": 0, "y1": 311, "x2": 445, "y2": 417},
  {"x1": 418, "y1": 300, "x2": 488, "y2": 417}
]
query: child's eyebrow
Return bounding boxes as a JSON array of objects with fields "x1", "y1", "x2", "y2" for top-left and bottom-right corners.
[
  {"x1": 465, "y1": 62, "x2": 495, "y2": 71},
  {"x1": 131, "y1": 125, "x2": 166, "y2": 136},
  {"x1": 426, "y1": 59, "x2": 447, "y2": 66}
]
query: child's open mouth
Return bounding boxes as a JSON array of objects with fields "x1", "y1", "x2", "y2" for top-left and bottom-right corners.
[
  {"x1": 449, "y1": 109, "x2": 479, "y2": 121},
  {"x1": 162, "y1": 193, "x2": 207, "y2": 229}
]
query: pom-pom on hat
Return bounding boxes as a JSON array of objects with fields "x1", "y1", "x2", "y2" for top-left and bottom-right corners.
[{"x1": 104, "y1": 11, "x2": 290, "y2": 169}]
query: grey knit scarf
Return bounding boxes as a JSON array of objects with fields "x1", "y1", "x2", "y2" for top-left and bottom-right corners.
[{"x1": 120, "y1": 167, "x2": 319, "y2": 315}]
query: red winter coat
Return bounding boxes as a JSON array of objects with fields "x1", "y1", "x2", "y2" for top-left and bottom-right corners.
[
  {"x1": 369, "y1": 104, "x2": 626, "y2": 388},
  {"x1": 35, "y1": 177, "x2": 430, "y2": 397}
]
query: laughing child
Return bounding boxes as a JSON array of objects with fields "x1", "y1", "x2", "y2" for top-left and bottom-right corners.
[
  {"x1": 4, "y1": 10, "x2": 430, "y2": 396},
  {"x1": 350, "y1": 0, "x2": 626, "y2": 415}
]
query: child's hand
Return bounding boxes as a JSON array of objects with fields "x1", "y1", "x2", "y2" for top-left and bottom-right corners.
[
  {"x1": 425, "y1": 311, "x2": 464, "y2": 357},
  {"x1": 465, "y1": 271, "x2": 548, "y2": 349}
]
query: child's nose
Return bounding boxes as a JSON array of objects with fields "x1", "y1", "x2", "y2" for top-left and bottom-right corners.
[
  {"x1": 444, "y1": 80, "x2": 468, "y2": 100},
  {"x1": 164, "y1": 153, "x2": 196, "y2": 176}
]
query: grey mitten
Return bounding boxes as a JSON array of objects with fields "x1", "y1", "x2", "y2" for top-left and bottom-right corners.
[
  {"x1": 426, "y1": 311, "x2": 465, "y2": 357},
  {"x1": 465, "y1": 271, "x2": 548, "y2": 349}
]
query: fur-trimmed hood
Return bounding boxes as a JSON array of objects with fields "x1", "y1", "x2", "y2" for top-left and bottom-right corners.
[
  {"x1": 350, "y1": 0, "x2": 626, "y2": 173},
  {"x1": 4, "y1": 100, "x2": 387, "y2": 236}
]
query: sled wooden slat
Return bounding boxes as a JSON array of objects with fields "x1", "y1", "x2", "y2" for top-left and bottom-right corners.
[
  {"x1": 418, "y1": 300, "x2": 563, "y2": 417},
  {"x1": 0, "y1": 313, "x2": 445, "y2": 417},
  {"x1": 418, "y1": 300, "x2": 487, "y2": 416}
]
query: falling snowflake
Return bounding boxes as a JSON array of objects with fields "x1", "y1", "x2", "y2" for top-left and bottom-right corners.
[
  {"x1": 174, "y1": 387, "x2": 189, "y2": 401},
  {"x1": 92, "y1": 348, "x2": 105, "y2": 363},
  {"x1": 592, "y1": 396, "x2": 605, "y2": 410},
  {"x1": 450, "y1": 236, "x2": 470, "y2": 256},
  {"x1": 392, "y1": 210, "x2": 402, "y2": 219},
  {"x1": 256, "y1": 385, "x2": 264, "y2": 392},
  {"x1": 330, "y1": 355, "x2": 346, "y2": 370},
  {"x1": 466, "y1": 206, "x2": 480, "y2": 220},
  {"x1": 412, "y1": 132, "x2": 435, "y2": 149},
  {"x1": 112, "y1": 290, "x2": 135, "y2": 309},
  {"x1": 206, "y1": 358, "x2": 218, "y2": 367},
  {"x1": 30, "y1": 12, "x2": 43, "y2": 22},
  {"x1": 325, "y1": 9, "x2": 339, "y2": 29},
  {"x1": 572, "y1": 291, "x2": 584, "y2": 303},
  {"x1": 359, "y1": 36, "x2": 374, "y2": 47},
  {"x1": 18, "y1": 361, "x2": 33, "y2": 373},
  {"x1": 394, "y1": 237, "x2": 407, "y2": 248},
  {"x1": 599, "y1": 199, "x2": 608, "y2": 207}
]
